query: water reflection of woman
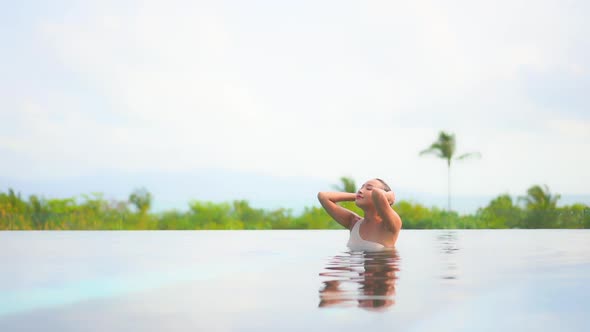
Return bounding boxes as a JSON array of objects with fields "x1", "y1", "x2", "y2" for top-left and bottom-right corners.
[{"x1": 318, "y1": 250, "x2": 399, "y2": 310}]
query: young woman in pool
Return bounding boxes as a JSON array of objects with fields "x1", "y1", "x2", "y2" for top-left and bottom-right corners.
[{"x1": 317, "y1": 178, "x2": 402, "y2": 251}]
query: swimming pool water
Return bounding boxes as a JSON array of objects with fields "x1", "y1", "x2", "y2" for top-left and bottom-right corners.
[{"x1": 1, "y1": 230, "x2": 589, "y2": 331}]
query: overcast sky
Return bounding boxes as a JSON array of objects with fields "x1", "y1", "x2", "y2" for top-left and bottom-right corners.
[{"x1": 1, "y1": 0, "x2": 589, "y2": 202}]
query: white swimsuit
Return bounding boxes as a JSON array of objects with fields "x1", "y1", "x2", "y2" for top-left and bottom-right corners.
[{"x1": 347, "y1": 219, "x2": 386, "y2": 252}]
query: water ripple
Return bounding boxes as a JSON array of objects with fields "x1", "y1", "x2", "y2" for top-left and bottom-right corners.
[{"x1": 318, "y1": 250, "x2": 400, "y2": 310}]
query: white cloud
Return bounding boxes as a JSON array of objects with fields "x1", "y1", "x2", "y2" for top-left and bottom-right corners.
[{"x1": 0, "y1": 0, "x2": 588, "y2": 196}]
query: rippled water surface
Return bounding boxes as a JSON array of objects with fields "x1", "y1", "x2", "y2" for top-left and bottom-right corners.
[{"x1": 1, "y1": 230, "x2": 589, "y2": 331}]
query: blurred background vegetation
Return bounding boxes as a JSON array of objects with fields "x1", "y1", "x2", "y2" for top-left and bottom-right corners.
[
  {"x1": 1, "y1": 182, "x2": 588, "y2": 230},
  {"x1": 2, "y1": 132, "x2": 587, "y2": 230}
]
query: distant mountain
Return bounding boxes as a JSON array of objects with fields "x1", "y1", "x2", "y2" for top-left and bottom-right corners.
[{"x1": 1, "y1": 170, "x2": 589, "y2": 215}]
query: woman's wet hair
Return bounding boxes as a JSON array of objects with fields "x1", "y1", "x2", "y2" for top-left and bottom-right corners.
[{"x1": 376, "y1": 178, "x2": 391, "y2": 192}]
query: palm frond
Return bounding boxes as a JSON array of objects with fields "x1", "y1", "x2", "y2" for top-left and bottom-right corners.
[
  {"x1": 455, "y1": 152, "x2": 481, "y2": 161},
  {"x1": 332, "y1": 176, "x2": 357, "y2": 193},
  {"x1": 419, "y1": 144, "x2": 444, "y2": 157},
  {"x1": 519, "y1": 184, "x2": 560, "y2": 210}
]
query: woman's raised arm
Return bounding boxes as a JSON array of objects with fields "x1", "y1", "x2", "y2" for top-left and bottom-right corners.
[
  {"x1": 317, "y1": 192, "x2": 360, "y2": 230},
  {"x1": 371, "y1": 189, "x2": 402, "y2": 233}
]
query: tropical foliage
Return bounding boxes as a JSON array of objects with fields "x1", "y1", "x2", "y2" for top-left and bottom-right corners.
[
  {"x1": 1, "y1": 184, "x2": 588, "y2": 230},
  {"x1": 332, "y1": 176, "x2": 357, "y2": 193}
]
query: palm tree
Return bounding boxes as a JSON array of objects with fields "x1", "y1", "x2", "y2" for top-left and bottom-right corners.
[
  {"x1": 420, "y1": 131, "x2": 480, "y2": 212},
  {"x1": 332, "y1": 176, "x2": 357, "y2": 193},
  {"x1": 519, "y1": 184, "x2": 560, "y2": 228},
  {"x1": 520, "y1": 185, "x2": 560, "y2": 210}
]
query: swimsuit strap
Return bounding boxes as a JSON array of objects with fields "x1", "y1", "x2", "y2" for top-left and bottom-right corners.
[{"x1": 348, "y1": 219, "x2": 385, "y2": 251}]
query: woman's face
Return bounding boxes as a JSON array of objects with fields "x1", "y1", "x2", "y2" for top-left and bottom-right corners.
[{"x1": 355, "y1": 179, "x2": 385, "y2": 208}]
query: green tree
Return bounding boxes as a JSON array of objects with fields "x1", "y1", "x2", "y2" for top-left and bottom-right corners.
[
  {"x1": 129, "y1": 188, "x2": 152, "y2": 214},
  {"x1": 556, "y1": 204, "x2": 588, "y2": 229},
  {"x1": 476, "y1": 194, "x2": 523, "y2": 228},
  {"x1": 332, "y1": 176, "x2": 357, "y2": 193},
  {"x1": 188, "y1": 201, "x2": 233, "y2": 229},
  {"x1": 129, "y1": 188, "x2": 153, "y2": 229},
  {"x1": 231, "y1": 200, "x2": 265, "y2": 229},
  {"x1": 395, "y1": 200, "x2": 438, "y2": 229},
  {"x1": 0, "y1": 189, "x2": 27, "y2": 230},
  {"x1": 293, "y1": 206, "x2": 335, "y2": 229},
  {"x1": 28, "y1": 195, "x2": 48, "y2": 230},
  {"x1": 419, "y1": 131, "x2": 480, "y2": 212},
  {"x1": 519, "y1": 184, "x2": 560, "y2": 228}
]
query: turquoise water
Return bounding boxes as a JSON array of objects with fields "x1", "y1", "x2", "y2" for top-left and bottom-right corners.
[{"x1": 1, "y1": 230, "x2": 589, "y2": 331}]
